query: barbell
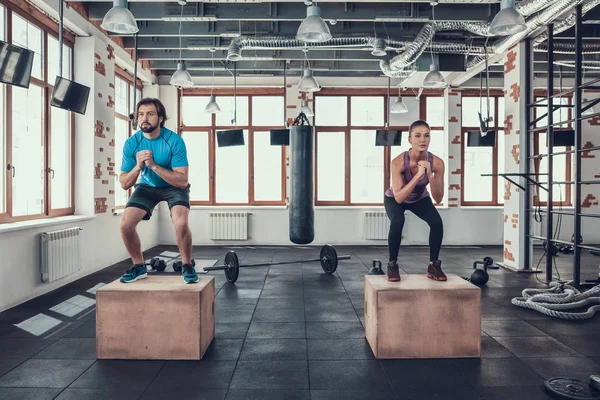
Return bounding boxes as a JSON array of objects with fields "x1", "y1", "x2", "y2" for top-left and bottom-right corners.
[{"x1": 204, "y1": 244, "x2": 350, "y2": 283}]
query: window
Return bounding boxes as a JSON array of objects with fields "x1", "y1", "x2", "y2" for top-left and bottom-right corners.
[
  {"x1": 1, "y1": 6, "x2": 75, "y2": 224},
  {"x1": 114, "y1": 71, "x2": 143, "y2": 208},
  {"x1": 460, "y1": 94, "x2": 505, "y2": 206},
  {"x1": 178, "y1": 90, "x2": 286, "y2": 205}
]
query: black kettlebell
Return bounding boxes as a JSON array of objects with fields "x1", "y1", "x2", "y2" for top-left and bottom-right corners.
[
  {"x1": 368, "y1": 259, "x2": 385, "y2": 275},
  {"x1": 467, "y1": 257, "x2": 493, "y2": 286}
]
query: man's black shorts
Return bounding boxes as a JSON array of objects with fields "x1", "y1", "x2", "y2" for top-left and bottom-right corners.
[{"x1": 125, "y1": 184, "x2": 191, "y2": 220}]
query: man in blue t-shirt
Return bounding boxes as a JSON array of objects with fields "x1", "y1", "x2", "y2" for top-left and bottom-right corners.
[{"x1": 118, "y1": 98, "x2": 198, "y2": 284}]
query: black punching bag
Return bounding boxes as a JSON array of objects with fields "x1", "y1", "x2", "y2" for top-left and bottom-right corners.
[{"x1": 289, "y1": 125, "x2": 314, "y2": 244}]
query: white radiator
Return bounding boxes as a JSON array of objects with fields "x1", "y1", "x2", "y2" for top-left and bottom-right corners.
[
  {"x1": 363, "y1": 211, "x2": 389, "y2": 240},
  {"x1": 209, "y1": 212, "x2": 249, "y2": 240},
  {"x1": 40, "y1": 227, "x2": 82, "y2": 283}
]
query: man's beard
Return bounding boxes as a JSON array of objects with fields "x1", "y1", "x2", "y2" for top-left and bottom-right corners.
[{"x1": 140, "y1": 122, "x2": 158, "y2": 133}]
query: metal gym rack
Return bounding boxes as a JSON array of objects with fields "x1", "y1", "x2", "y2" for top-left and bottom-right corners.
[{"x1": 521, "y1": 5, "x2": 600, "y2": 289}]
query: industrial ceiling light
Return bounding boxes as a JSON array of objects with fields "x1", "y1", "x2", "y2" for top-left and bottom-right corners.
[
  {"x1": 489, "y1": 0, "x2": 527, "y2": 36},
  {"x1": 205, "y1": 48, "x2": 220, "y2": 113},
  {"x1": 170, "y1": 61, "x2": 194, "y2": 88},
  {"x1": 300, "y1": 100, "x2": 314, "y2": 116},
  {"x1": 101, "y1": 0, "x2": 138, "y2": 34},
  {"x1": 296, "y1": 5, "x2": 332, "y2": 43},
  {"x1": 423, "y1": 63, "x2": 446, "y2": 88},
  {"x1": 391, "y1": 97, "x2": 408, "y2": 114},
  {"x1": 298, "y1": 69, "x2": 321, "y2": 92}
]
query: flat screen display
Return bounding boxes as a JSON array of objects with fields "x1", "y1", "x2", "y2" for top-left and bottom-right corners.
[
  {"x1": 467, "y1": 130, "x2": 496, "y2": 147},
  {"x1": 216, "y1": 129, "x2": 245, "y2": 147},
  {"x1": 375, "y1": 130, "x2": 402, "y2": 146},
  {"x1": 50, "y1": 76, "x2": 91, "y2": 115},
  {"x1": 270, "y1": 129, "x2": 289, "y2": 146},
  {"x1": 0, "y1": 40, "x2": 35, "y2": 88}
]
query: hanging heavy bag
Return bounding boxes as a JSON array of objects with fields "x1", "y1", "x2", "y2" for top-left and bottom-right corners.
[{"x1": 289, "y1": 124, "x2": 314, "y2": 244}]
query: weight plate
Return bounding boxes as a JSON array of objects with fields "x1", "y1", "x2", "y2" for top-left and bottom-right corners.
[
  {"x1": 224, "y1": 251, "x2": 240, "y2": 283},
  {"x1": 544, "y1": 377, "x2": 600, "y2": 400},
  {"x1": 173, "y1": 261, "x2": 183, "y2": 272},
  {"x1": 320, "y1": 244, "x2": 338, "y2": 274}
]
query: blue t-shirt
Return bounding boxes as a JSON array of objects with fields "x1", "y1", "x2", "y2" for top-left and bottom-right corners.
[{"x1": 121, "y1": 127, "x2": 189, "y2": 188}]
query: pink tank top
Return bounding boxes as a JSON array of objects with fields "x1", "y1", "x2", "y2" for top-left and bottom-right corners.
[{"x1": 385, "y1": 151, "x2": 433, "y2": 203}]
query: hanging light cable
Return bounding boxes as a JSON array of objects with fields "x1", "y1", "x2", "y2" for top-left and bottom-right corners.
[
  {"x1": 205, "y1": 48, "x2": 221, "y2": 113},
  {"x1": 170, "y1": 1, "x2": 193, "y2": 88},
  {"x1": 423, "y1": 3, "x2": 446, "y2": 88}
]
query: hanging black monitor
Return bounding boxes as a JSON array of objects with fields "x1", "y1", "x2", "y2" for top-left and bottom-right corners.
[
  {"x1": 0, "y1": 40, "x2": 35, "y2": 89},
  {"x1": 551, "y1": 129, "x2": 575, "y2": 147},
  {"x1": 467, "y1": 130, "x2": 496, "y2": 147},
  {"x1": 270, "y1": 129, "x2": 290, "y2": 146},
  {"x1": 216, "y1": 129, "x2": 245, "y2": 147},
  {"x1": 51, "y1": 76, "x2": 91, "y2": 115},
  {"x1": 375, "y1": 130, "x2": 402, "y2": 146}
]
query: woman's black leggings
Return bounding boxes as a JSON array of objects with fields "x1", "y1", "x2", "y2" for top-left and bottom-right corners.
[{"x1": 384, "y1": 195, "x2": 444, "y2": 262}]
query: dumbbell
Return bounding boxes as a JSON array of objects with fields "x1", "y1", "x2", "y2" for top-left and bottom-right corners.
[
  {"x1": 173, "y1": 259, "x2": 196, "y2": 272},
  {"x1": 147, "y1": 258, "x2": 167, "y2": 271}
]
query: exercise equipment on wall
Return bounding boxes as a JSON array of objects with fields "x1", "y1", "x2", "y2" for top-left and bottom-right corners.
[
  {"x1": 202, "y1": 244, "x2": 350, "y2": 283},
  {"x1": 543, "y1": 375, "x2": 600, "y2": 400}
]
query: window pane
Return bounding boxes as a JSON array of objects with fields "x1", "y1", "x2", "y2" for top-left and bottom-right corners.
[
  {"x1": 253, "y1": 131, "x2": 282, "y2": 202},
  {"x1": 47, "y1": 36, "x2": 71, "y2": 83},
  {"x1": 463, "y1": 142, "x2": 493, "y2": 202},
  {"x1": 182, "y1": 96, "x2": 212, "y2": 126},
  {"x1": 350, "y1": 130, "x2": 383, "y2": 203},
  {"x1": 535, "y1": 98, "x2": 570, "y2": 128},
  {"x1": 115, "y1": 77, "x2": 128, "y2": 116},
  {"x1": 497, "y1": 130, "x2": 505, "y2": 204},
  {"x1": 0, "y1": 84, "x2": 4, "y2": 214},
  {"x1": 498, "y1": 97, "x2": 505, "y2": 127},
  {"x1": 351, "y1": 96, "x2": 383, "y2": 126},
  {"x1": 12, "y1": 85, "x2": 44, "y2": 216},
  {"x1": 389, "y1": 96, "x2": 420, "y2": 127},
  {"x1": 114, "y1": 118, "x2": 130, "y2": 207},
  {"x1": 50, "y1": 107, "x2": 71, "y2": 209},
  {"x1": 130, "y1": 84, "x2": 142, "y2": 114},
  {"x1": 426, "y1": 97, "x2": 445, "y2": 127},
  {"x1": 216, "y1": 130, "x2": 248, "y2": 203},
  {"x1": 537, "y1": 133, "x2": 569, "y2": 203},
  {"x1": 183, "y1": 131, "x2": 210, "y2": 202},
  {"x1": 315, "y1": 97, "x2": 347, "y2": 126},
  {"x1": 215, "y1": 96, "x2": 249, "y2": 127},
  {"x1": 427, "y1": 130, "x2": 447, "y2": 205},
  {"x1": 252, "y1": 96, "x2": 284, "y2": 126},
  {"x1": 317, "y1": 131, "x2": 345, "y2": 201},
  {"x1": 12, "y1": 15, "x2": 42, "y2": 81},
  {"x1": 462, "y1": 97, "x2": 496, "y2": 128},
  {"x1": 389, "y1": 139, "x2": 408, "y2": 188}
]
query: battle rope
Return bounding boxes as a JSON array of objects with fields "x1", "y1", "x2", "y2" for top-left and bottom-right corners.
[{"x1": 511, "y1": 281, "x2": 600, "y2": 320}]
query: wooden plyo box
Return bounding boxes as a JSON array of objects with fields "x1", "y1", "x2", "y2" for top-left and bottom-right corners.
[
  {"x1": 364, "y1": 274, "x2": 481, "y2": 359},
  {"x1": 96, "y1": 276, "x2": 215, "y2": 360}
]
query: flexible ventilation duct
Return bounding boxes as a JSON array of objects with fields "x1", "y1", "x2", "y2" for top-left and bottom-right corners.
[
  {"x1": 535, "y1": 41, "x2": 600, "y2": 55},
  {"x1": 533, "y1": 0, "x2": 600, "y2": 47},
  {"x1": 554, "y1": 61, "x2": 600, "y2": 70}
]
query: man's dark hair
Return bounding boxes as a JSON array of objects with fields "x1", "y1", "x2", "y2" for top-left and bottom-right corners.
[
  {"x1": 136, "y1": 98, "x2": 168, "y2": 128},
  {"x1": 408, "y1": 120, "x2": 430, "y2": 136}
]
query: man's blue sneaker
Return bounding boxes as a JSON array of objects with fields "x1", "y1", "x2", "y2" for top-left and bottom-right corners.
[
  {"x1": 182, "y1": 263, "x2": 198, "y2": 284},
  {"x1": 120, "y1": 264, "x2": 147, "y2": 283}
]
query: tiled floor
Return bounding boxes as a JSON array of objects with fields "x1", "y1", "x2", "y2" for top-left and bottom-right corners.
[{"x1": 1, "y1": 245, "x2": 599, "y2": 400}]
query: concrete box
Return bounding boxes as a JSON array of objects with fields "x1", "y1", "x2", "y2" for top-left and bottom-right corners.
[
  {"x1": 96, "y1": 275, "x2": 215, "y2": 360},
  {"x1": 364, "y1": 274, "x2": 481, "y2": 359}
]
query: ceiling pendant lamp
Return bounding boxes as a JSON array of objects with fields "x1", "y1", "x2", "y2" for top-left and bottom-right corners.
[
  {"x1": 101, "y1": 0, "x2": 138, "y2": 34},
  {"x1": 296, "y1": 5, "x2": 332, "y2": 43},
  {"x1": 489, "y1": 0, "x2": 527, "y2": 36}
]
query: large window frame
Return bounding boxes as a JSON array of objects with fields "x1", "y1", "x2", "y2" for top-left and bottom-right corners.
[
  {"x1": 460, "y1": 90, "x2": 505, "y2": 207},
  {"x1": 178, "y1": 88, "x2": 287, "y2": 206},
  {"x1": 0, "y1": 1, "x2": 76, "y2": 224}
]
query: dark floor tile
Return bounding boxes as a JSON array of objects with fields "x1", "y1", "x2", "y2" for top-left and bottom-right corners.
[
  {"x1": 55, "y1": 388, "x2": 144, "y2": 400},
  {"x1": 396, "y1": 384, "x2": 483, "y2": 400},
  {"x1": 144, "y1": 360, "x2": 234, "y2": 393},
  {"x1": 214, "y1": 311, "x2": 254, "y2": 323},
  {"x1": 69, "y1": 360, "x2": 163, "y2": 389},
  {"x1": 252, "y1": 308, "x2": 305, "y2": 323},
  {"x1": 310, "y1": 390, "x2": 396, "y2": 400},
  {"x1": 305, "y1": 308, "x2": 359, "y2": 322},
  {"x1": 304, "y1": 297, "x2": 353, "y2": 310},
  {"x1": 0, "y1": 388, "x2": 62, "y2": 400},
  {"x1": 527, "y1": 319, "x2": 600, "y2": 336},
  {"x1": 521, "y1": 357, "x2": 600, "y2": 381},
  {"x1": 256, "y1": 298, "x2": 304, "y2": 309},
  {"x1": 553, "y1": 335, "x2": 600, "y2": 357},
  {"x1": 225, "y1": 390, "x2": 309, "y2": 400},
  {"x1": 307, "y1": 339, "x2": 374, "y2": 360},
  {"x1": 141, "y1": 388, "x2": 227, "y2": 400},
  {"x1": 260, "y1": 289, "x2": 304, "y2": 299},
  {"x1": 306, "y1": 321, "x2": 364, "y2": 339},
  {"x1": 494, "y1": 336, "x2": 583, "y2": 358},
  {"x1": 309, "y1": 360, "x2": 389, "y2": 390},
  {"x1": 32, "y1": 338, "x2": 96, "y2": 359},
  {"x1": 0, "y1": 338, "x2": 54, "y2": 359},
  {"x1": 381, "y1": 358, "x2": 471, "y2": 387},
  {"x1": 0, "y1": 359, "x2": 94, "y2": 388},
  {"x1": 246, "y1": 322, "x2": 306, "y2": 339},
  {"x1": 215, "y1": 322, "x2": 250, "y2": 339},
  {"x1": 477, "y1": 386, "x2": 554, "y2": 400},
  {"x1": 240, "y1": 339, "x2": 307, "y2": 361},
  {"x1": 217, "y1": 288, "x2": 262, "y2": 299},
  {"x1": 481, "y1": 303, "x2": 521, "y2": 320},
  {"x1": 203, "y1": 339, "x2": 244, "y2": 361},
  {"x1": 0, "y1": 359, "x2": 24, "y2": 377},
  {"x1": 480, "y1": 336, "x2": 515, "y2": 358},
  {"x1": 482, "y1": 320, "x2": 548, "y2": 337},
  {"x1": 229, "y1": 361, "x2": 308, "y2": 389},
  {"x1": 455, "y1": 358, "x2": 545, "y2": 387}
]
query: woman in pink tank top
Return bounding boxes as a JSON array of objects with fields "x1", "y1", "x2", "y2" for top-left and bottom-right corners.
[{"x1": 383, "y1": 120, "x2": 446, "y2": 283}]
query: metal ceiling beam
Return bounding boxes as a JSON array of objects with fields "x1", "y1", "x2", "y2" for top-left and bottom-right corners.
[
  {"x1": 87, "y1": 2, "x2": 495, "y2": 22},
  {"x1": 137, "y1": 49, "x2": 384, "y2": 60}
]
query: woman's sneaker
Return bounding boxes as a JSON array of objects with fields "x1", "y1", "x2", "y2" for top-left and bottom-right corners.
[
  {"x1": 182, "y1": 264, "x2": 199, "y2": 284},
  {"x1": 120, "y1": 264, "x2": 147, "y2": 283},
  {"x1": 387, "y1": 260, "x2": 401, "y2": 282},
  {"x1": 427, "y1": 260, "x2": 447, "y2": 281}
]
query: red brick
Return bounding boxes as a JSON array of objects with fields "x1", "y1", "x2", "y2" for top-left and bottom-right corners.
[
  {"x1": 99, "y1": 147, "x2": 104, "y2": 152},
  {"x1": 95, "y1": 120, "x2": 105, "y2": 138},
  {"x1": 504, "y1": 115, "x2": 513, "y2": 135},
  {"x1": 504, "y1": 50, "x2": 517, "y2": 75},
  {"x1": 107, "y1": 95, "x2": 115, "y2": 108},
  {"x1": 510, "y1": 83, "x2": 520, "y2": 103},
  {"x1": 582, "y1": 141, "x2": 596, "y2": 158},
  {"x1": 512, "y1": 145, "x2": 520, "y2": 165},
  {"x1": 95, "y1": 61, "x2": 106, "y2": 76},
  {"x1": 449, "y1": 155, "x2": 454, "y2": 159},
  {"x1": 109, "y1": 82, "x2": 115, "y2": 89},
  {"x1": 95, "y1": 53, "x2": 101, "y2": 60},
  {"x1": 94, "y1": 163, "x2": 102, "y2": 179},
  {"x1": 102, "y1": 180, "x2": 109, "y2": 184},
  {"x1": 98, "y1": 92, "x2": 102, "y2": 98},
  {"x1": 504, "y1": 181, "x2": 512, "y2": 201},
  {"x1": 505, "y1": 240, "x2": 511, "y2": 245},
  {"x1": 449, "y1": 184, "x2": 460, "y2": 190},
  {"x1": 504, "y1": 247, "x2": 515, "y2": 262},
  {"x1": 109, "y1": 190, "x2": 115, "y2": 195},
  {"x1": 451, "y1": 168, "x2": 462, "y2": 175},
  {"x1": 582, "y1": 194, "x2": 599, "y2": 208},
  {"x1": 109, "y1": 139, "x2": 115, "y2": 147},
  {"x1": 451, "y1": 135, "x2": 461, "y2": 144},
  {"x1": 107, "y1": 44, "x2": 115, "y2": 60},
  {"x1": 449, "y1": 116, "x2": 458, "y2": 123},
  {"x1": 588, "y1": 115, "x2": 600, "y2": 126},
  {"x1": 286, "y1": 105, "x2": 297, "y2": 108}
]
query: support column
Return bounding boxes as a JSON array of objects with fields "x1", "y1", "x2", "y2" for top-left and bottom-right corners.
[{"x1": 445, "y1": 88, "x2": 462, "y2": 208}]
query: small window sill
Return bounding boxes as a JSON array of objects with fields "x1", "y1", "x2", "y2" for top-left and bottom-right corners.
[{"x1": 0, "y1": 215, "x2": 96, "y2": 235}]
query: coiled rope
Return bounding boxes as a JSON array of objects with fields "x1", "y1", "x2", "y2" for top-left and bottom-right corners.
[{"x1": 511, "y1": 281, "x2": 600, "y2": 320}]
